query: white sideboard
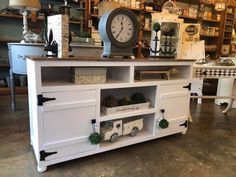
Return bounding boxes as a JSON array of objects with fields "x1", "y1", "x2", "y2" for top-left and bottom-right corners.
[{"x1": 26, "y1": 56, "x2": 193, "y2": 172}]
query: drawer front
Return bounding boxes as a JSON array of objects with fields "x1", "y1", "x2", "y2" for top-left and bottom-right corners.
[
  {"x1": 9, "y1": 45, "x2": 46, "y2": 74},
  {"x1": 159, "y1": 83, "x2": 190, "y2": 94},
  {"x1": 41, "y1": 90, "x2": 97, "y2": 107},
  {"x1": 159, "y1": 84, "x2": 190, "y2": 120}
]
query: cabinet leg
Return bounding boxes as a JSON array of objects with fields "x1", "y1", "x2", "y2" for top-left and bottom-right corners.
[
  {"x1": 9, "y1": 69, "x2": 16, "y2": 111},
  {"x1": 188, "y1": 112, "x2": 193, "y2": 122},
  {"x1": 37, "y1": 165, "x2": 47, "y2": 173},
  {"x1": 222, "y1": 98, "x2": 234, "y2": 114},
  {"x1": 197, "y1": 98, "x2": 202, "y2": 104}
]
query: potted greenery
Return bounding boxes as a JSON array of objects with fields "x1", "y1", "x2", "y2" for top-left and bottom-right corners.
[
  {"x1": 101, "y1": 93, "x2": 150, "y2": 115},
  {"x1": 73, "y1": 31, "x2": 94, "y2": 45}
]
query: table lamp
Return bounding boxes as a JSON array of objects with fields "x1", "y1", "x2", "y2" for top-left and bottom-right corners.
[{"x1": 9, "y1": 0, "x2": 41, "y2": 43}]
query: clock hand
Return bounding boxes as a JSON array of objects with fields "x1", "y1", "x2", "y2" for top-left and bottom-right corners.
[
  {"x1": 116, "y1": 20, "x2": 124, "y2": 39},
  {"x1": 116, "y1": 27, "x2": 123, "y2": 39}
]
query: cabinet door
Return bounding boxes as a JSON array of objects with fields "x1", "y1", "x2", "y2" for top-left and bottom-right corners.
[
  {"x1": 159, "y1": 83, "x2": 190, "y2": 120},
  {"x1": 40, "y1": 90, "x2": 97, "y2": 161},
  {"x1": 156, "y1": 83, "x2": 190, "y2": 135}
]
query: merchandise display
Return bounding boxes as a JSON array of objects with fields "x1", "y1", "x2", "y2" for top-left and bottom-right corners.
[{"x1": 0, "y1": 0, "x2": 236, "y2": 174}]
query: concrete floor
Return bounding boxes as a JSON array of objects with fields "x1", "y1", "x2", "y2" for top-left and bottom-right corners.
[{"x1": 0, "y1": 95, "x2": 236, "y2": 177}]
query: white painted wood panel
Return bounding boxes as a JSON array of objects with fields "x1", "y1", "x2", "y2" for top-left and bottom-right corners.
[{"x1": 42, "y1": 105, "x2": 96, "y2": 144}]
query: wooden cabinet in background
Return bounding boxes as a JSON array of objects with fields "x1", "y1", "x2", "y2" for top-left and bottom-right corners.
[{"x1": 220, "y1": 5, "x2": 236, "y2": 56}]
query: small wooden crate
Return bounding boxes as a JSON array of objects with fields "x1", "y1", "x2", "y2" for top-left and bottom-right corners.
[
  {"x1": 102, "y1": 102, "x2": 150, "y2": 115},
  {"x1": 70, "y1": 67, "x2": 107, "y2": 84}
]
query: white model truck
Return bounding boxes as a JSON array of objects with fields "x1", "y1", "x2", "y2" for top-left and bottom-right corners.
[{"x1": 101, "y1": 118, "x2": 143, "y2": 143}]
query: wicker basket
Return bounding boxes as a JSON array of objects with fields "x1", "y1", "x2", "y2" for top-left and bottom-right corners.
[{"x1": 70, "y1": 67, "x2": 107, "y2": 85}]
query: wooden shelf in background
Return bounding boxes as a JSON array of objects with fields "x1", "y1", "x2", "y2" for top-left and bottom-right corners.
[
  {"x1": 0, "y1": 14, "x2": 44, "y2": 21},
  {"x1": 123, "y1": 6, "x2": 140, "y2": 11},
  {"x1": 200, "y1": 34, "x2": 219, "y2": 37},
  {"x1": 0, "y1": 64, "x2": 9, "y2": 67},
  {"x1": 202, "y1": 18, "x2": 220, "y2": 23},
  {"x1": 179, "y1": 15, "x2": 197, "y2": 20},
  {"x1": 0, "y1": 14, "x2": 81, "y2": 25},
  {"x1": 224, "y1": 30, "x2": 233, "y2": 32},
  {"x1": 143, "y1": 29, "x2": 151, "y2": 32},
  {"x1": 90, "y1": 14, "x2": 98, "y2": 17},
  {"x1": 0, "y1": 14, "x2": 23, "y2": 19},
  {"x1": 227, "y1": 12, "x2": 234, "y2": 15},
  {"x1": 0, "y1": 87, "x2": 27, "y2": 95},
  {"x1": 205, "y1": 50, "x2": 217, "y2": 52},
  {"x1": 69, "y1": 20, "x2": 82, "y2": 24},
  {"x1": 0, "y1": 34, "x2": 21, "y2": 43}
]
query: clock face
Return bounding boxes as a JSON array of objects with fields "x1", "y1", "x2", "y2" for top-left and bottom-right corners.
[{"x1": 110, "y1": 14, "x2": 134, "y2": 43}]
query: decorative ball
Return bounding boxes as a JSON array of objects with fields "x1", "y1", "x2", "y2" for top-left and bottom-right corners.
[
  {"x1": 102, "y1": 95, "x2": 118, "y2": 108},
  {"x1": 119, "y1": 96, "x2": 131, "y2": 106},
  {"x1": 159, "y1": 119, "x2": 169, "y2": 129},
  {"x1": 89, "y1": 132, "x2": 102, "y2": 145},
  {"x1": 169, "y1": 28, "x2": 175, "y2": 36},
  {"x1": 152, "y1": 22, "x2": 161, "y2": 32},
  {"x1": 131, "y1": 92, "x2": 146, "y2": 104},
  {"x1": 161, "y1": 25, "x2": 170, "y2": 36}
]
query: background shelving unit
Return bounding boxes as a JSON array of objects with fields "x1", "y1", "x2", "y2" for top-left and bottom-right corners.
[
  {"x1": 0, "y1": 0, "x2": 89, "y2": 95},
  {"x1": 220, "y1": 5, "x2": 236, "y2": 56}
]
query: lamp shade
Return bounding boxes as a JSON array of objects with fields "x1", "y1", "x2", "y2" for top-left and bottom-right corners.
[{"x1": 9, "y1": 0, "x2": 41, "y2": 10}]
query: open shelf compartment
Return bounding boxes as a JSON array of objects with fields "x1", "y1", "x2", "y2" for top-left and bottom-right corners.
[
  {"x1": 134, "y1": 65, "x2": 191, "y2": 82},
  {"x1": 41, "y1": 66, "x2": 130, "y2": 86},
  {"x1": 100, "y1": 86, "x2": 157, "y2": 117},
  {"x1": 100, "y1": 114, "x2": 155, "y2": 148}
]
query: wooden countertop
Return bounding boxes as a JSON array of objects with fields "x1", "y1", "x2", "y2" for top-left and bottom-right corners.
[
  {"x1": 7, "y1": 43, "x2": 103, "y2": 48},
  {"x1": 25, "y1": 55, "x2": 195, "y2": 62}
]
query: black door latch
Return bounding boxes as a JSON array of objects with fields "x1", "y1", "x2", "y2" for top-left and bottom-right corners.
[
  {"x1": 179, "y1": 121, "x2": 188, "y2": 128},
  {"x1": 37, "y1": 94, "x2": 56, "y2": 106},
  {"x1": 40, "y1": 150, "x2": 57, "y2": 161},
  {"x1": 183, "y1": 83, "x2": 191, "y2": 91}
]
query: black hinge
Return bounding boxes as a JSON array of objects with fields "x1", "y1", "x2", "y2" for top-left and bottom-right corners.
[
  {"x1": 40, "y1": 150, "x2": 57, "y2": 161},
  {"x1": 179, "y1": 121, "x2": 188, "y2": 128},
  {"x1": 37, "y1": 94, "x2": 56, "y2": 106},
  {"x1": 183, "y1": 83, "x2": 191, "y2": 90}
]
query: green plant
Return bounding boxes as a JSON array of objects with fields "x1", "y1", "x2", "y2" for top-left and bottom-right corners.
[
  {"x1": 102, "y1": 95, "x2": 118, "y2": 108},
  {"x1": 152, "y1": 22, "x2": 161, "y2": 32},
  {"x1": 119, "y1": 96, "x2": 131, "y2": 106},
  {"x1": 89, "y1": 132, "x2": 102, "y2": 145},
  {"x1": 161, "y1": 25, "x2": 170, "y2": 36},
  {"x1": 130, "y1": 93, "x2": 146, "y2": 104},
  {"x1": 78, "y1": 31, "x2": 91, "y2": 38},
  {"x1": 169, "y1": 28, "x2": 175, "y2": 36}
]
